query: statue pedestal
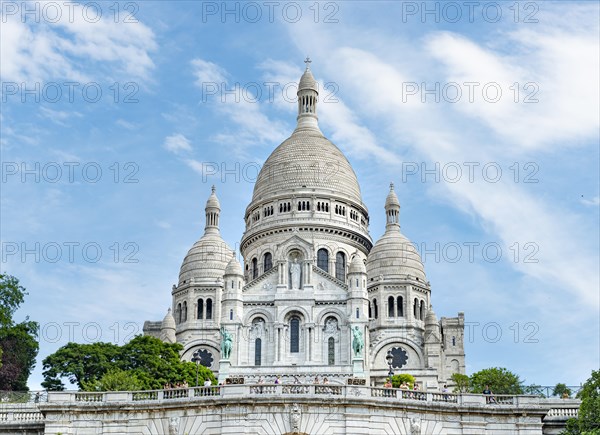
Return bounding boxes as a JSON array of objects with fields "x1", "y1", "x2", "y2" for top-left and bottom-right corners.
[
  {"x1": 352, "y1": 358, "x2": 365, "y2": 377},
  {"x1": 218, "y1": 359, "x2": 231, "y2": 384}
]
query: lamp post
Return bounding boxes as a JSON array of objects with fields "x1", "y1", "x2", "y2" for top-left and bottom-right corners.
[
  {"x1": 191, "y1": 350, "x2": 202, "y2": 387},
  {"x1": 385, "y1": 349, "x2": 394, "y2": 380}
]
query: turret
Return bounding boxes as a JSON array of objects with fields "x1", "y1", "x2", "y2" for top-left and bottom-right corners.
[{"x1": 160, "y1": 308, "x2": 176, "y2": 343}]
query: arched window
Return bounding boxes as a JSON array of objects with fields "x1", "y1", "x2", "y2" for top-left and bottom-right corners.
[
  {"x1": 368, "y1": 302, "x2": 372, "y2": 319},
  {"x1": 420, "y1": 300, "x2": 425, "y2": 320},
  {"x1": 206, "y1": 298, "x2": 213, "y2": 320},
  {"x1": 413, "y1": 298, "x2": 418, "y2": 318},
  {"x1": 452, "y1": 336, "x2": 456, "y2": 346},
  {"x1": 229, "y1": 309, "x2": 233, "y2": 320},
  {"x1": 290, "y1": 317, "x2": 300, "y2": 353},
  {"x1": 373, "y1": 299, "x2": 378, "y2": 319},
  {"x1": 182, "y1": 301, "x2": 187, "y2": 322},
  {"x1": 255, "y1": 338, "x2": 262, "y2": 366},
  {"x1": 264, "y1": 252, "x2": 272, "y2": 272},
  {"x1": 252, "y1": 258, "x2": 258, "y2": 279},
  {"x1": 176, "y1": 303, "x2": 182, "y2": 324},
  {"x1": 335, "y1": 252, "x2": 346, "y2": 281},
  {"x1": 328, "y1": 337, "x2": 335, "y2": 365},
  {"x1": 197, "y1": 299, "x2": 204, "y2": 319},
  {"x1": 388, "y1": 296, "x2": 395, "y2": 318},
  {"x1": 397, "y1": 296, "x2": 404, "y2": 317},
  {"x1": 317, "y1": 248, "x2": 329, "y2": 272}
]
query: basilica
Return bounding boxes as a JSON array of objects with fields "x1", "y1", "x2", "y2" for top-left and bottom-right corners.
[{"x1": 144, "y1": 63, "x2": 466, "y2": 390}]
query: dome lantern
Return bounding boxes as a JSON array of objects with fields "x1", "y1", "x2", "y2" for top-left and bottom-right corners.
[
  {"x1": 385, "y1": 182, "x2": 400, "y2": 230},
  {"x1": 296, "y1": 57, "x2": 320, "y2": 131},
  {"x1": 205, "y1": 185, "x2": 221, "y2": 234}
]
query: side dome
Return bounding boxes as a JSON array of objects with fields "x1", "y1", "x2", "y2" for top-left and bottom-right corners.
[
  {"x1": 224, "y1": 257, "x2": 244, "y2": 276},
  {"x1": 178, "y1": 187, "x2": 234, "y2": 285},
  {"x1": 178, "y1": 236, "x2": 234, "y2": 284},
  {"x1": 348, "y1": 253, "x2": 367, "y2": 274},
  {"x1": 367, "y1": 231, "x2": 427, "y2": 282},
  {"x1": 366, "y1": 183, "x2": 426, "y2": 283}
]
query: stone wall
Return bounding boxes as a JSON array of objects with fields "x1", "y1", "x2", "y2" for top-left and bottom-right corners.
[{"x1": 4, "y1": 386, "x2": 574, "y2": 435}]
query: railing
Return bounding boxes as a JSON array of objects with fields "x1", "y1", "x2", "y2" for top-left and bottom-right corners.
[
  {"x1": 546, "y1": 407, "x2": 579, "y2": 418},
  {"x1": 43, "y1": 385, "x2": 580, "y2": 412},
  {"x1": 0, "y1": 403, "x2": 45, "y2": 426},
  {"x1": 74, "y1": 392, "x2": 103, "y2": 402},
  {"x1": 0, "y1": 390, "x2": 47, "y2": 403}
]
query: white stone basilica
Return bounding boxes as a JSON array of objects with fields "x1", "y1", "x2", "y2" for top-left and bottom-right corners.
[{"x1": 144, "y1": 63, "x2": 465, "y2": 390}]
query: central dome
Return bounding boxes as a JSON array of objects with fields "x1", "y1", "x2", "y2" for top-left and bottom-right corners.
[{"x1": 251, "y1": 128, "x2": 363, "y2": 205}]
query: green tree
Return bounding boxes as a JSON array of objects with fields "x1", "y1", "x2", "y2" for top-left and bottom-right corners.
[
  {"x1": 0, "y1": 274, "x2": 27, "y2": 328},
  {"x1": 469, "y1": 367, "x2": 524, "y2": 395},
  {"x1": 561, "y1": 370, "x2": 600, "y2": 435},
  {"x1": 0, "y1": 274, "x2": 39, "y2": 391},
  {"x1": 42, "y1": 335, "x2": 216, "y2": 391},
  {"x1": 391, "y1": 374, "x2": 415, "y2": 388},
  {"x1": 451, "y1": 373, "x2": 470, "y2": 393},
  {"x1": 41, "y1": 342, "x2": 120, "y2": 390},
  {"x1": 82, "y1": 368, "x2": 143, "y2": 392},
  {"x1": 554, "y1": 383, "x2": 573, "y2": 398}
]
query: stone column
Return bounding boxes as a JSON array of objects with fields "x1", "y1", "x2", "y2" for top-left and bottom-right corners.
[{"x1": 406, "y1": 286, "x2": 413, "y2": 322}]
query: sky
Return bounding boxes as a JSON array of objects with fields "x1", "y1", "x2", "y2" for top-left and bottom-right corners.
[{"x1": 1, "y1": 1, "x2": 598, "y2": 390}]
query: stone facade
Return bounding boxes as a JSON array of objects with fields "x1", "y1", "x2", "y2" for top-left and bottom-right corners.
[{"x1": 143, "y1": 62, "x2": 466, "y2": 388}]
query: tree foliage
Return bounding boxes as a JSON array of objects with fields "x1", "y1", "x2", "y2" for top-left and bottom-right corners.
[
  {"x1": 82, "y1": 368, "x2": 143, "y2": 392},
  {"x1": 562, "y1": 370, "x2": 600, "y2": 435},
  {"x1": 554, "y1": 383, "x2": 573, "y2": 398},
  {"x1": 469, "y1": 367, "x2": 524, "y2": 395},
  {"x1": 0, "y1": 274, "x2": 26, "y2": 328},
  {"x1": 391, "y1": 374, "x2": 415, "y2": 388},
  {"x1": 42, "y1": 335, "x2": 216, "y2": 391},
  {"x1": 451, "y1": 373, "x2": 470, "y2": 393},
  {"x1": 0, "y1": 274, "x2": 39, "y2": 391}
]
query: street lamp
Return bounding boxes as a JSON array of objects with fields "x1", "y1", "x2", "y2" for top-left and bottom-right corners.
[
  {"x1": 385, "y1": 349, "x2": 394, "y2": 380},
  {"x1": 191, "y1": 350, "x2": 202, "y2": 387}
]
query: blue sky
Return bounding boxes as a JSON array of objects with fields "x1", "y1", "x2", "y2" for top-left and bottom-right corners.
[{"x1": 1, "y1": 1, "x2": 598, "y2": 390}]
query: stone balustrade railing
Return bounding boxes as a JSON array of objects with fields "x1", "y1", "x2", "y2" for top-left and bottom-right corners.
[{"x1": 44, "y1": 385, "x2": 557, "y2": 408}]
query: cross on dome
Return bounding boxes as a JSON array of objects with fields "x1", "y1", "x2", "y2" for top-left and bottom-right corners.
[{"x1": 304, "y1": 56, "x2": 312, "y2": 68}]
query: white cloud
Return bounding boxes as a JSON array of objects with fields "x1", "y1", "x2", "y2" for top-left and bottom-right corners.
[
  {"x1": 191, "y1": 59, "x2": 228, "y2": 86},
  {"x1": 190, "y1": 58, "x2": 289, "y2": 157},
  {"x1": 0, "y1": 4, "x2": 157, "y2": 83},
  {"x1": 284, "y1": 7, "x2": 599, "y2": 309},
  {"x1": 39, "y1": 107, "x2": 82, "y2": 125},
  {"x1": 581, "y1": 196, "x2": 600, "y2": 207},
  {"x1": 163, "y1": 133, "x2": 192, "y2": 154}
]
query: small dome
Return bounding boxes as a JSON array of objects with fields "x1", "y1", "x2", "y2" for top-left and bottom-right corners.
[
  {"x1": 348, "y1": 254, "x2": 367, "y2": 274},
  {"x1": 224, "y1": 256, "x2": 244, "y2": 276},
  {"x1": 367, "y1": 229, "x2": 426, "y2": 283},
  {"x1": 178, "y1": 234, "x2": 234, "y2": 284},
  {"x1": 161, "y1": 308, "x2": 176, "y2": 330},
  {"x1": 298, "y1": 67, "x2": 318, "y2": 92},
  {"x1": 425, "y1": 308, "x2": 438, "y2": 326},
  {"x1": 385, "y1": 183, "x2": 400, "y2": 208},
  {"x1": 206, "y1": 185, "x2": 220, "y2": 209}
]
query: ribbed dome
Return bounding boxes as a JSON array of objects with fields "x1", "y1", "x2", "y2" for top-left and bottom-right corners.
[
  {"x1": 425, "y1": 308, "x2": 438, "y2": 326},
  {"x1": 224, "y1": 256, "x2": 244, "y2": 276},
  {"x1": 251, "y1": 128, "x2": 363, "y2": 205},
  {"x1": 385, "y1": 183, "x2": 400, "y2": 208},
  {"x1": 367, "y1": 229, "x2": 427, "y2": 283},
  {"x1": 206, "y1": 185, "x2": 220, "y2": 209},
  {"x1": 348, "y1": 254, "x2": 367, "y2": 274},
  {"x1": 299, "y1": 68, "x2": 318, "y2": 92},
  {"x1": 178, "y1": 234, "x2": 234, "y2": 284},
  {"x1": 178, "y1": 187, "x2": 234, "y2": 285},
  {"x1": 161, "y1": 308, "x2": 176, "y2": 330}
]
